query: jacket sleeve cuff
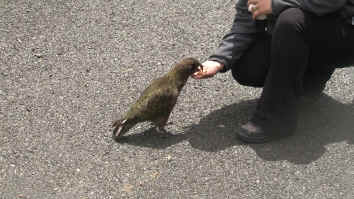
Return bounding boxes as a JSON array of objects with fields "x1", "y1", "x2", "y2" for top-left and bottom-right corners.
[{"x1": 207, "y1": 56, "x2": 230, "y2": 73}]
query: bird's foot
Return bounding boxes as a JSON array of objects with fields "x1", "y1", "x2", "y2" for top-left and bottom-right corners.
[
  {"x1": 112, "y1": 130, "x2": 128, "y2": 142},
  {"x1": 155, "y1": 127, "x2": 172, "y2": 138},
  {"x1": 112, "y1": 119, "x2": 128, "y2": 142}
]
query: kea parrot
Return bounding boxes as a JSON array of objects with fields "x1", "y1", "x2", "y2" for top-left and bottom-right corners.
[{"x1": 112, "y1": 57, "x2": 202, "y2": 141}]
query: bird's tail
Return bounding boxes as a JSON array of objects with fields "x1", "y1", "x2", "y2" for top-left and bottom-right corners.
[{"x1": 112, "y1": 118, "x2": 131, "y2": 141}]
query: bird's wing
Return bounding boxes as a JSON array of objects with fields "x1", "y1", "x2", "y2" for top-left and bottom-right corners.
[
  {"x1": 139, "y1": 75, "x2": 169, "y2": 98},
  {"x1": 125, "y1": 76, "x2": 179, "y2": 120}
]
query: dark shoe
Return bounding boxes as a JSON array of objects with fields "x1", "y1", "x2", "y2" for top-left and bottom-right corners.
[
  {"x1": 237, "y1": 121, "x2": 272, "y2": 143},
  {"x1": 237, "y1": 113, "x2": 297, "y2": 144},
  {"x1": 301, "y1": 69, "x2": 333, "y2": 104},
  {"x1": 300, "y1": 88, "x2": 325, "y2": 105}
]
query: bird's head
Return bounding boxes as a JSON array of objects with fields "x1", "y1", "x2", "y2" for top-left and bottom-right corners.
[
  {"x1": 176, "y1": 57, "x2": 202, "y2": 76},
  {"x1": 169, "y1": 57, "x2": 202, "y2": 89}
]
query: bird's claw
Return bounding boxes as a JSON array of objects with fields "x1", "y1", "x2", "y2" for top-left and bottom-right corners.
[
  {"x1": 155, "y1": 127, "x2": 172, "y2": 138},
  {"x1": 112, "y1": 132, "x2": 126, "y2": 142}
]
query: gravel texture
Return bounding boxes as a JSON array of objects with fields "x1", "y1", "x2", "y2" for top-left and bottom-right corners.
[{"x1": 0, "y1": 0, "x2": 353, "y2": 198}]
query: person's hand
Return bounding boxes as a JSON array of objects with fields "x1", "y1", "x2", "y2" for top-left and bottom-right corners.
[
  {"x1": 248, "y1": 0, "x2": 272, "y2": 19},
  {"x1": 192, "y1": 60, "x2": 224, "y2": 79}
]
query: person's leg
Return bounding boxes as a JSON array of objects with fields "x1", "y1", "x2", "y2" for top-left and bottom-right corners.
[
  {"x1": 300, "y1": 13, "x2": 354, "y2": 100},
  {"x1": 237, "y1": 8, "x2": 354, "y2": 143},
  {"x1": 231, "y1": 33, "x2": 271, "y2": 87},
  {"x1": 230, "y1": 30, "x2": 336, "y2": 98},
  {"x1": 301, "y1": 57, "x2": 335, "y2": 102}
]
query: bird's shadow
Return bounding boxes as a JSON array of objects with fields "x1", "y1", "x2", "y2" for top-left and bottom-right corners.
[
  {"x1": 114, "y1": 127, "x2": 188, "y2": 149},
  {"x1": 118, "y1": 94, "x2": 354, "y2": 164}
]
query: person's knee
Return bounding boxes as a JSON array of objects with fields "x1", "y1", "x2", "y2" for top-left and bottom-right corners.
[
  {"x1": 274, "y1": 8, "x2": 305, "y2": 34},
  {"x1": 231, "y1": 67, "x2": 265, "y2": 87}
]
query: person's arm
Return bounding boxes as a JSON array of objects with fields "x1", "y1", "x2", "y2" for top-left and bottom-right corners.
[
  {"x1": 208, "y1": 0, "x2": 265, "y2": 73},
  {"x1": 272, "y1": 0, "x2": 347, "y2": 16},
  {"x1": 301, "y1": 0, "x2": 347, "y2": 15}
]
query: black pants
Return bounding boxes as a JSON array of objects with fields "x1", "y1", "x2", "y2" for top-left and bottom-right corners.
[{"x1": 232, "y1": 8, "x2": 354, "y2": 125}]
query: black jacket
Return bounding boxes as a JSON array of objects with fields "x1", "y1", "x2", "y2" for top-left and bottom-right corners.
[{"x1": 209, "y1": 0, "x2": 354, "y2": 72}]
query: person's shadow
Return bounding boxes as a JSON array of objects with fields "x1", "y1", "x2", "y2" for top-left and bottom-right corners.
[{"x1": 118, "y1": 94, "x2": 354, "y2": 164}]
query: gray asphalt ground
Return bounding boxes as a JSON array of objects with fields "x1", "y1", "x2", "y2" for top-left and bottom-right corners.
[{"x1": 1, "y1": 0, "x2": 354, "y2": 198}]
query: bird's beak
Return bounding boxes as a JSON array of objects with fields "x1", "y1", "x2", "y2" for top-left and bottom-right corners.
[
  {"x1": 196, "y1": 63, "x2": 203, "y2": 74},
  {"x1": 192, "y1": 64, "x2": 203, "y2": 74}
]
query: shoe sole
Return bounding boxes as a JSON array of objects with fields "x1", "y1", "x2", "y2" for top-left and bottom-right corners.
[{"x1": 236, "y1": 130, "x2": 273, "y2": 144}]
